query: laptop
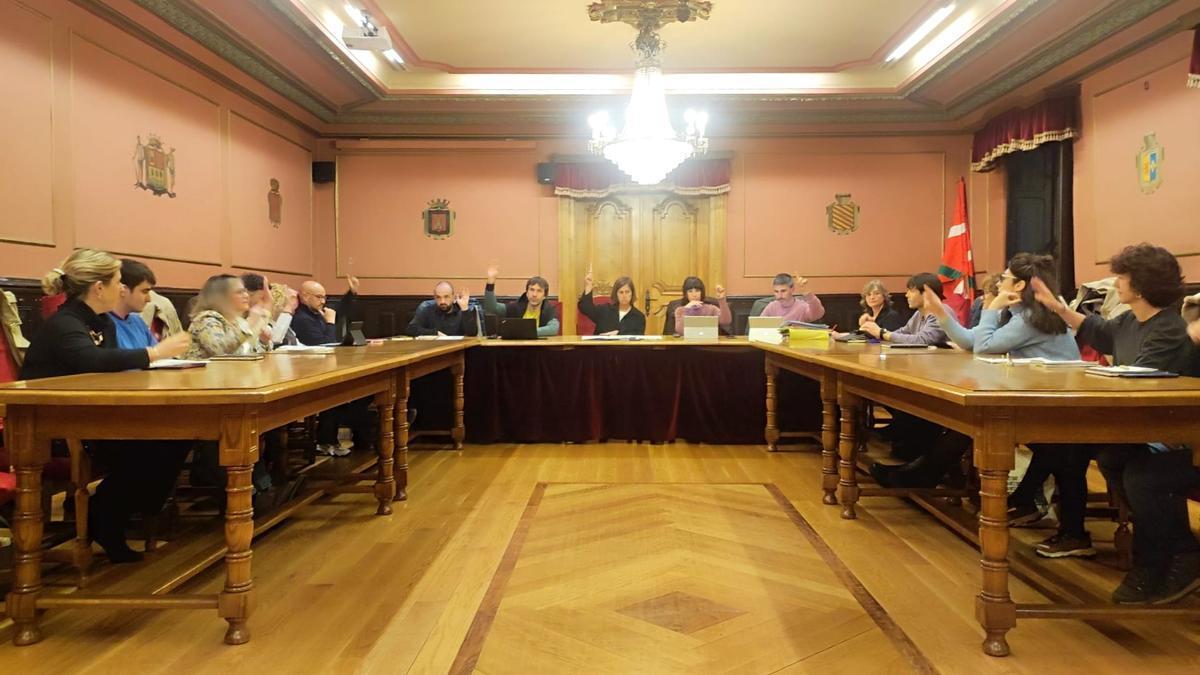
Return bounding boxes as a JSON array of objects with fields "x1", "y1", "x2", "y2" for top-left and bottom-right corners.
[
  {"x1": 341, "y1": 320, "x2": 366, "y2": 346},
  {"x1": 747, "y1": 316, "x2": 784, "y2": 344},
  {"x1": 682, "y1": 315, "x2": 719, "y2": 340},
  {"x1": 498, "y1": 317, "x2": 538, "y2": 340},
  {"x1": 483, "y1": 313, "x2": 500, "y2": 338}
]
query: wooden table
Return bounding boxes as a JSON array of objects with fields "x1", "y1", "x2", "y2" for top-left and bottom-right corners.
[
  {"x1": 0, "y1": 340, "x2": 470, "y2": 646},
  {"x1": 757, "y1": 341, "x2": 1200, "y2": 656}
]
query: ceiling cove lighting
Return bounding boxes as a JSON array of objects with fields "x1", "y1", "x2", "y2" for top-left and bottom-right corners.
[
  {"x1": 586, "y1": 1, "x2": 713, "y2": 185},
  {"x1": 913, "y1": 12, "x2": 976, "y2": 68},
  {"x1": 885, "y1": 4, "x2": 955, "y2": 63},
  {"x1": 383, "y1": 48, "x2": 404, "y2": 66}
]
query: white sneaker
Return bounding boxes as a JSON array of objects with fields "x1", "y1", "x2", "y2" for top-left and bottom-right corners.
[
  {"x1": 330, "y1": 443, "x2": 352, "y2": 457},
  {"x1": 315, "y1": 443, "x2": 340, "y2": 456}
]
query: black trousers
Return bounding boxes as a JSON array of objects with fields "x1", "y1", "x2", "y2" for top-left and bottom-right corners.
[
  {"x1": 316, "y1": 398, "x2": 374, "y2": 446},
  {"x1": 1010, "y1": 444, "x2": 1094, "y2": 539},
  {"x1": 1097, "y1": 445, "x2": 1200, "y2": 570},
  {"x1": 86, "y1": 440, "x2": 191, "y2": 523}
]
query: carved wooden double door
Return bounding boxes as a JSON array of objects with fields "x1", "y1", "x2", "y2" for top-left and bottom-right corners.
[{"x1": 557, "y1": 192, "x2": 726, "y2": 336}]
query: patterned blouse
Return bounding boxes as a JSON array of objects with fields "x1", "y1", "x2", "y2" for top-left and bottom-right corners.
[{"x1": 184, "y1": 310, "x2": 269, "y2": 359}]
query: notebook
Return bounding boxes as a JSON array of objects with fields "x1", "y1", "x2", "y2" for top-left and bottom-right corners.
[
  {"x1": 1085, "y1": 365, "x2": 1179, "y2": 378},
  {"x1": 148, "y1": 359, "x2": 207, "y2": 369}
]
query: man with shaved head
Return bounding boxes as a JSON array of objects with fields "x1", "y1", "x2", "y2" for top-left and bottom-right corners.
[
  {"x1": 292, "y1": 275, "x2": 359, "y2": 347},
  {"x1": 406, "y1": 280, "x2": 479, "y2": 337},
  {"x1": 291, "y1": 275, "x2": 368, "y2": 456}
]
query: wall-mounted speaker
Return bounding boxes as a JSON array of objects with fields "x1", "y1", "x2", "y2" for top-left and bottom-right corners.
[
  {"x1": 312, "y1": 161, "x2": 336, "y2": 183},
  {"x1": 536, "y1": 162, "x2": 555, "y2": 185}
]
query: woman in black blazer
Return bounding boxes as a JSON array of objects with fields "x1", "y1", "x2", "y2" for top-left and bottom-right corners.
[
  {"x1": 578, "y1": 272, "x2": 645, "y2": 335},
  {"x1": 22, "y1": 249, "x2": 191, "y2": 562},
  {"x1": 857, "y1": 279, "x2": 906, "y2": 332}
]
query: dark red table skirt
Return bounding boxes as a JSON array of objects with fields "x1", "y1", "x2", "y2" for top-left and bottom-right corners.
[{"x1": 411, "y1": 346, "x2": 820, "y2": 444}]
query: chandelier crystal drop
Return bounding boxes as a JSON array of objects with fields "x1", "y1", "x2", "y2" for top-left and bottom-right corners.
[{"x1": 587, "y1": 3, "x2": 711, "y2": 185}]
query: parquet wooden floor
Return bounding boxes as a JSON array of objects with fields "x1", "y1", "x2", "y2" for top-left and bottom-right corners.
[
  {"x1": 454, "y1": 483, "x2": 928, "y2": 674},
  {"x1": 2, "y1": 442, "x2": 1199, "y2": 674}
]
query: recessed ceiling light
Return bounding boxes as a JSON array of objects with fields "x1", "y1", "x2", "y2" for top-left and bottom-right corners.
[{"x1": 886, "y1": 4, "x2": 955, "y2": 63}]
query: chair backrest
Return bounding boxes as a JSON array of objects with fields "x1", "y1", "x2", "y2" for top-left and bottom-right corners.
[
  {"x1": 40, "y1": 293, "x2": 66, "y2": 319},
  {"x1": 662, "y1": 298, "x2": 723, "y2": 336},
  {"x1": 576, "y1": 295, "x2": 612, "y2": 335}
]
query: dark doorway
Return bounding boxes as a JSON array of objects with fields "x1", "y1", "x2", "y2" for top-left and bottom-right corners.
[{"x1": 1004, "y1": 141, "x2": 1075, "y2": 295}]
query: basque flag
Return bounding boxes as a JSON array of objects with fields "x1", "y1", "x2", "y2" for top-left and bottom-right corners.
[{"x1": 938, "y1": 177, "x2": 976, "y2": 325}]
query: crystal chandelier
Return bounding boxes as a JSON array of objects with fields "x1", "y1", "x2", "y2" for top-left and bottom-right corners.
[{"x1": 587, "y1": 1, "x2": 712, "y2": 185}]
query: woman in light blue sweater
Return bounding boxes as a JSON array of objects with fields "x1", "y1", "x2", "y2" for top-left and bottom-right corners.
[
  {"x1": 924, "y1": 252, "x2": 1080, "y2": 361},
  {"x1": 872, "y1": 254, "x2": 1085, "y2": 535}
]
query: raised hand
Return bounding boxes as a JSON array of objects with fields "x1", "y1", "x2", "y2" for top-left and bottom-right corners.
[
  {"x1": 152, "y1": 331, "x2": 191, "y2": 360},
  {"x1": 284, "y1": 287, "x2": 299, "y2": 313},
  {"x1": 583, "y1": 268, "x2": 594, "y2": 294},
  {"x1": 1029, "y1": 277, "x2": 1064, "y2": 313},
  {"x1": 795, "y1": 276, "x2": 810, "y2": 293},
  {"x1": 486, "y1": 265, "x2": 499, "y2": 285},
  {"x1": 715, "y1": 284, "x2": 727, "y2": 301},
  {"x1": 988, "y1": 290, "x2": 1022, "y2": 311},
  {"x1": 922, "y1": 285, "x2": 947, "y2": 321},
  {"x1": 456, "y1": 286, "x2": 470, "y2": 311},
  {"x1": 347, "y1": 275, "x2": 361, "y2": 294}
]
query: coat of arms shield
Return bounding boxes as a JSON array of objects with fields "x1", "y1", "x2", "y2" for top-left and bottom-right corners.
[
  {"x1": 423, "y1": 198, "x2": 454, "y2": 239},
  {"x1": 826, "y1": 194, "x2": 859, "y2": 235},
  {"x1": 133, "y1": 134, "x2": 176, "y2": 198},
  {"x1": 1136, "y1": 133, "x2": 1164, "y2": 194}
]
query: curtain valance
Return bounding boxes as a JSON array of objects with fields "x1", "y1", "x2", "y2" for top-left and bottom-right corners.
[
  {"x1": 970, "y1": 96, "x2": 1078, "y2": 173},
  {"x1": 1189, "y1": 28, "x2": 1199, "y2": 89}
]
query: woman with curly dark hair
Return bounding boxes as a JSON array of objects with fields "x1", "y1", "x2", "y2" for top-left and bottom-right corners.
[{"x1": 1032, "y1": 242, "x2": 1199, "y2": 605}]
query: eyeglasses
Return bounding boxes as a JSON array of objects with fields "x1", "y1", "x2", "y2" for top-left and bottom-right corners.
[{"x1": 305, "y1": 292, "x2": 327, "y2": 300}]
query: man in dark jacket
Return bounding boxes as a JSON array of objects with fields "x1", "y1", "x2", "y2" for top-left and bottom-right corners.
[
  {"x1": 292, "y1": 275, "x2": 359, "y2": 346},
  {"x1": 406, "y1": 281, "x2": 479, "y2": 337},
  {"x1": 481, "y1": 266, "x2": 559, "y2": 337},
  {"x1": 292, "y1": 275, "x2": 370, "y2": 456}
]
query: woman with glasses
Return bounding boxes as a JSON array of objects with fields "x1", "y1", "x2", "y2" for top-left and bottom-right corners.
[{"x1": 184, "y1": 274, "x2": 272, "y2": 359}]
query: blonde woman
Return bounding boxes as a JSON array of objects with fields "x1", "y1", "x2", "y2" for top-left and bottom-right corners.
[
  {"x1": 184, "y1": 274, "x2": 272, "y2": 359},
  {"x1": 20, "y1": 249, "x2": 191, "y2": 563}
]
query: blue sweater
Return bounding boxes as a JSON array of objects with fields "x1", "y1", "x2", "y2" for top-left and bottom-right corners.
[
  {"x1": 109, "y1": 311, "x2": 157, "y2": 349},
  {"x1": 942, "y1": 305, "x2": 1080, "y2": 360}
]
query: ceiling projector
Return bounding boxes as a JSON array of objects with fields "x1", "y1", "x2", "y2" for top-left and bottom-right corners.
[{"x1": 342, "y1": 21, "x2": 391, "y2": 51}]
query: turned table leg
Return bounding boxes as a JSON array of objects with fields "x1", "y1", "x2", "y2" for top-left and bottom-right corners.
[
  {"x1": 451, "y1": 358, "x2": 465, "y2": 451},
  {"x1": 393, "y1": 369, "x2": 410, "y2": 502},
  {"x1": 764, "y1": 360, "x2": 780, "y2": 452},
  {"x1": 374, "y1": 379, "x2": 397, "y2": 514},
  {"x1": 218, "y1": 412, "x2": 258, "y2": 645},
  {"x1": 836, "y1": 387, "x2": 862, "y2": 519},
  {"x1": 820, "y1": 371, "x2": 840, "y2": 505},
  {"x1": 974, "y1": 414, "x2": 1017, "y2": 657},
  {"x1": 5, "y1": 408, "x2": 47, "y2": 646}
]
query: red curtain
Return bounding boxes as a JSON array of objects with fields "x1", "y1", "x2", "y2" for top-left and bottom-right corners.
[
  {"x1": 970, "y1": 96, "x2": 1079, "y2": 172},
  {"x1": 553, "y1": 158, "x2": 731, "y2": 197},
  {"x1": 1189, "y1": 28, "x2": 1199, "y2": 89}
]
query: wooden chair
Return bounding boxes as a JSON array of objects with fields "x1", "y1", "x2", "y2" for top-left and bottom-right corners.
[{"x1": 576, "y1": 295, "x2": 611, "y2": 336}]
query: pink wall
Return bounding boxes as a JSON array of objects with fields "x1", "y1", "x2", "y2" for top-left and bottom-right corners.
[
  {"x1": 0, "y1": 0, "x2": 316, "y2": 290},
  {"x1": 1075, "y1": 31, "x2": 1200, "y2": 284},
  {"x1": 1, "y1": 0, "x2": 1007, "y2": 300},
  {"x1": 323, "y1": 135, "x2": 1002, "y2": 298}
]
